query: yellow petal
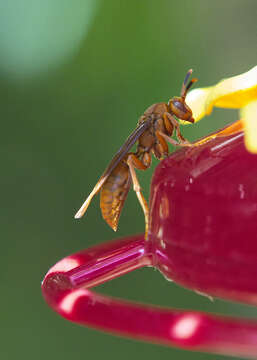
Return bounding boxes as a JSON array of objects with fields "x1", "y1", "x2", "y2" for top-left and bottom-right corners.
[
  {"x1": 241, "y1": 100, "x2": 257, "y2": 153},
  {"x1": 184, "y1": 87, "x2": 213, "y2": 122},
  {"x1": 193, "y1": 120, "x2": 244, "y2": 145},
  {"x1": 186, "y1": 66, "x2": 257, "y2": 123}
]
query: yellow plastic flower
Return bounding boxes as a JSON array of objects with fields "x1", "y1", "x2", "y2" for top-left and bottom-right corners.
[{"x1": 186, "y1": 66, "x2": 257, "y2": 153}]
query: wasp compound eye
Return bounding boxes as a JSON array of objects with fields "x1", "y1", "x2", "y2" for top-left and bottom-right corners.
[{"x1": 169, "y1": 97, "x2": 194, "y2": 123}]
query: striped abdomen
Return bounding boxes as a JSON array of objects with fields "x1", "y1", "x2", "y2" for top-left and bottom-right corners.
[{"x1": 100, "y1": 160, "x2": 131, "y2": 231}]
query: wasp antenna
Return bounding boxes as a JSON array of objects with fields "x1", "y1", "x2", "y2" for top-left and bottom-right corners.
[
  {"x1": 184, "y1": 69, "x2": 193, "y2": 85},
  {"x1": 185, "y1": 77, "x2": 198, "y2": 94},
  {"x1": 181, "y1": 69, "x2": 193, "y2": 98}
]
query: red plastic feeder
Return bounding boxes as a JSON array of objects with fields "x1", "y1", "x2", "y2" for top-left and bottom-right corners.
[{"x1": 42, "y1": 131, "x2": 257, "y2": 358}]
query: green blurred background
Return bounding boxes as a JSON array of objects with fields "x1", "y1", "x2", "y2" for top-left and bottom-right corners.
[{"x1": 1, "y1": 1, "x2": 256, "y2": 359}]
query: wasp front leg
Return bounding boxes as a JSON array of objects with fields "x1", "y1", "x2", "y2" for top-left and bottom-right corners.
[
  {"x1": 158, "y1": 112, "x2": 192, "y2": 148},
  {"x1": 126, "y1": 153, "x2": 150, "y2": 239},
  {"x1": 164, "y1": 112, "x2": 191, "y2": 145}
]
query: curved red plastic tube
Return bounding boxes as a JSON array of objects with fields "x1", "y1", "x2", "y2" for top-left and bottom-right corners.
[{"x1": 42, "y1": 234, "x2": 257, "y2": 358}]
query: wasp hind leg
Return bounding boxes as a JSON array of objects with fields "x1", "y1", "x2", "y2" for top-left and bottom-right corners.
[{"x1": 126, "y1": 153, "x2": 150, "y2": 240}]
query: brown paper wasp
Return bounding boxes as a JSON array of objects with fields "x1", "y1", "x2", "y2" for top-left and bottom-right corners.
[{"x1": 75, "y1": 69, "x2": 197, "y2": 237}]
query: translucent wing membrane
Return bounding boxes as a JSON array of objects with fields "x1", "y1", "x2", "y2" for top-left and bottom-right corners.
[{"x1": 74, "y1": 119, "x2": 152, "y2": 220}]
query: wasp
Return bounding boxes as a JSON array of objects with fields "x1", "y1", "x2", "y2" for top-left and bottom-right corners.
[{"x1": 75, "y1": 69, "x2": 197, "y2": 237}]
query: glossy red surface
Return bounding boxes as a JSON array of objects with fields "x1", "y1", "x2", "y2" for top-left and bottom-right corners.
[
  {"x1": 150, "y1": 132, "x2": 257, "y2": 304},
  {"x1": 42, "y1": 131, "x2": 257, "y2": 357}
]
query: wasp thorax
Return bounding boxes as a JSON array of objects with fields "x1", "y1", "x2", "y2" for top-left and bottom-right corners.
[{"x1": 169, "y1": 97, "x2": 194, "y2": 123}]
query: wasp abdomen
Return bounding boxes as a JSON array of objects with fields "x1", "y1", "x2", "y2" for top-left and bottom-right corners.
[{"x1": 100, "y1": 161, "x2": 131, "y2": 231}]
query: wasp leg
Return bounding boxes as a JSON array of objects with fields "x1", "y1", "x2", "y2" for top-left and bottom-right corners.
[
  {"x1": 161, "y1": 119, "x2": 244, "y2": 150},
  {"x1": 155, "y1": 130, "x2": 169, "y2": 156},
  {"x1": 163, "y1": 112, "x2": 174, "y2": 136},
  {"x1": 126, "y1": 154, "x2": 149, "y2": 240},
  {"x1": 163, "y1": 112, "x2": 192, "y2": 146}
]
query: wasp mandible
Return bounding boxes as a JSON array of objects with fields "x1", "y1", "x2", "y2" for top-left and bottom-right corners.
[{"x1": 75, "y1": 69, "x2": 197, "y2": 237}]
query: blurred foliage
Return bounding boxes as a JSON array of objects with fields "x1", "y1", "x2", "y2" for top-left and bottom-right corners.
[
  {"x1": 0, "y1": 0, "x2": 98, "y2": 77},
  {"x1": 1, "y1": 1, "x2": 256, "y2": 360}
]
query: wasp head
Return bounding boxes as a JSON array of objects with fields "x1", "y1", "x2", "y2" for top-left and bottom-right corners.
[
  {"x1": 168, "y1": 96, "x2": 194, "y2": 123},
  {"x1": 168, "y1": 69, "x2": 197, "y2": 123}
]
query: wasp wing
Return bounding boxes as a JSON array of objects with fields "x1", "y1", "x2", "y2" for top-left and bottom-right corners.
[{"x1": 74, "y1": 119, "x2": 151, "y2": 219}]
